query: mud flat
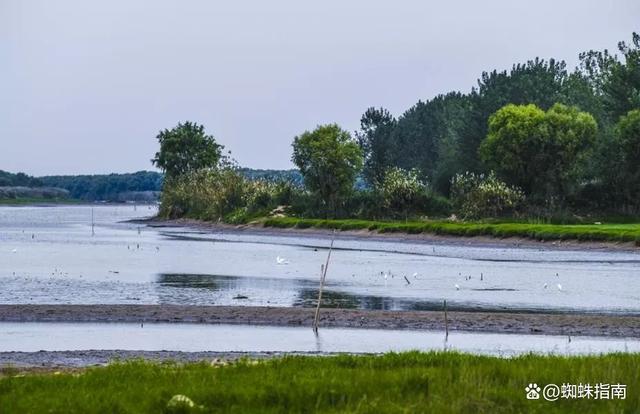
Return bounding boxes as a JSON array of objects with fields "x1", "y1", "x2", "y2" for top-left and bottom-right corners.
[{"x1": 1, "y1": 304, "x2": 639, "y2": 338}]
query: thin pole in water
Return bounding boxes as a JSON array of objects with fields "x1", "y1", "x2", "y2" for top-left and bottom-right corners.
[
  {"x1": 444, "y1": 299, "x2": 449, "y2": 341},
  {"x1": 313, "y1": 230, "x2": 336, "y2": 334},
  {"x1": 91, "y1": 207, "x2": 95, "y2": 236}
]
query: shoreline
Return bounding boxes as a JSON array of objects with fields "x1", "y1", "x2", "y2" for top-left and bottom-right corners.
[
  {"x1": 139, "y1": 217, "x2": 640, "y2": 252},
  {"x1": 1, "y1": 304, "x2": 639, "y2": 338},
  {"x1": 0, "y1": 350, "x2": 327, "y2": 369}
]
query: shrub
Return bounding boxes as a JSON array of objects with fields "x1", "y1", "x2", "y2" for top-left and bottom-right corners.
[
  {"x1": 378, "y1": 167, "x2": 426, "y2": 217},
  {"x1": 159, "y1": 169, "x2": 248, "y2": 220},
  {"x1": 450, "y1": 172, "x2": 524, "y2": 219},
  {"x1": 159, "y1": 168, "x2": 303, "y2": 223}
]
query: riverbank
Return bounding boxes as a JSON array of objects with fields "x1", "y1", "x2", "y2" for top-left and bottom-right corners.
[
  {"x1": 141, "y1": 217, "x2": 640, "y2": 251},
  {"x1": 2, "y1": 304, "x2": 639, "y2": 338},
  {"x1": 263, "y1": 217, "x2": 640, "y2": 246},
  {"x1": 2, "y1": 353, "x2": 638, "y2": 413}
]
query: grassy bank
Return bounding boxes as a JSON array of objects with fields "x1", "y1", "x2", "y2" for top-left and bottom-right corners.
[
  {"x1": 1, "y1": 352, "x2": 638, "y2": 413},
  {"x1": 262, "y1": 217, "x2": 640, "y2": 245}
]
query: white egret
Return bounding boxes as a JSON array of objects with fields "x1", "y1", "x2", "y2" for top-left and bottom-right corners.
[
  {"x1": 276, "y1": 256, "x2": 289, "y2": 265},
  {"x1": 557, "y1": 284, "x2": 563, "y2": 291}
]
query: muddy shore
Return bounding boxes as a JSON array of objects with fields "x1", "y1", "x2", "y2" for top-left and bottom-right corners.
[
  {"x1": 3, "y1": 305, "x2": 639, "y2": 368},
  {"x1": 1, "y1": 304, "x2": 639, "y2": 338},
  {"x1": 138, "y1": 218, "x2": 639, "y2": 252}
]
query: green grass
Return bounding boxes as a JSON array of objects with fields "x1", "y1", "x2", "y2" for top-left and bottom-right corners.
[
  {"x1": 0, "y1": 352, "x2": 638, "y2": 413},
  {"x1": 262, "y1": 217, "x2": 640, "y2": 245}
]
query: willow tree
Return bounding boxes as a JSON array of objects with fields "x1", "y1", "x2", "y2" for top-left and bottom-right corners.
[{"x1": 480, "y1": 103, "x2": 597, "y2": 205}]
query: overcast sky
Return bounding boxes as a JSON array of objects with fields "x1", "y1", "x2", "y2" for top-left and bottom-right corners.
[{"x1": 2, "y1": 0, "x2": 639, "y2": 176}]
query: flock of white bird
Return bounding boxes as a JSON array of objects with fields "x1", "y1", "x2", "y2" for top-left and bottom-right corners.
[{"x1": 273, "y1": 254, "x2": 566, "y2": 292}]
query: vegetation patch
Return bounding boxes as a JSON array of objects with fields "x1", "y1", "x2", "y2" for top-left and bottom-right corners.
[
  {"x1": 262, "y1": 217, "x2": 640, "y2": 245},
  {"x1": 0, "y1": 352, "x2": 638, "y2": 413}
]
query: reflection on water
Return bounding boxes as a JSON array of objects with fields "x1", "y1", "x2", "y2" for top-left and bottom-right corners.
[
  {"x1": 155, "y1": 273, "x2": 538, "y2": 312},
  {"x1": 155, "y1": 273, "x2": 415, "y2": 310}
]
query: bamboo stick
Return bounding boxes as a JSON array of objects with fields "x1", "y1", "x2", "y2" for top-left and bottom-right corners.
[
  {"x1": 444, "y1": 299, "x2": 449, "y2": 341},
  {"x1": 313, "y1": 230, "x2": 336, "y2": 333}
]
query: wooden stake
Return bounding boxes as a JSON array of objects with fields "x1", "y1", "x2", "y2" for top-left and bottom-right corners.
[
  {"x1": 313, "y1": 230, "x2": 336, "y2": 333},
  {"x1": 444, "y1": 299, "x2": 449, "y2": 341}
]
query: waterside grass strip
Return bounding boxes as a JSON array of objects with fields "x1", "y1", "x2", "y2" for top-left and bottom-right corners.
[
  {"x1": 1, "y1": 352, "x2": 638, "y2": 413},
  {"x1": 262, "y1": 217, "x2": 640, "y2": 245}
]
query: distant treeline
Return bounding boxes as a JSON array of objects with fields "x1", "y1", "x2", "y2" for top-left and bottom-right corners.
[
  {"x1": 0, "y1": 170, "x2": 43, "y2": 187},
  {"x1": 0, "y1": 169, "x2": 302, "y2": 202},
  {"x1": 39, "y1": 171, "x2": 164, "y2": 201}
]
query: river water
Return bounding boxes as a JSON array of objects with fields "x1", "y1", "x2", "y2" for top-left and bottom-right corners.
[
  {"x1": 2, "y1": 322, "x2": 638, "y2": 356},
  {"x1": 1, "y1": 205, "x2": 639, "y2": 313}
]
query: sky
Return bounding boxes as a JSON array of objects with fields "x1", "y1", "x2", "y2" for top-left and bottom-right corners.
[{"x1": 1, "y1": 0, "x2": 639, "y2": 176}]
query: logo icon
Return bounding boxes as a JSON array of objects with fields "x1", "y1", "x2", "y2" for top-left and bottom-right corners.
[
  {"x1": 525, "y1": 383, "x2": 541, "y2": 400},
  {"x1": 543, "y1": 384, "x2": 561, "y2": 401}
]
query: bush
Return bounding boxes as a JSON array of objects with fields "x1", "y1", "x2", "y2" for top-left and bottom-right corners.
[
  {"x1": 450, "y1": 172, "x2": 524, "y2": 219},
  {"x1": 159, "y1": 168, "x2": 303, "y2": 223},
  {"x1": 159, "y1": 169, "x2": 245, "y2": 220},
  {"x1": 378, "y1": 167, "x2": 426, "y2": 218}
]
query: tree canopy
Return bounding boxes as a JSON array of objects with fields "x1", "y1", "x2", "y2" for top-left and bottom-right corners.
[
  {"x1": 291, "y1": 124, "x2": 363, "y2": 214},
  {"x1": 152, "y1": 121, "x2": 224, "y2": 178},
  {"x1": 614, "y1": 109, "x2": 640, "y2": 206},
  {"x1": 480, "y1": 103, "x2": 597, "y2": 204}
]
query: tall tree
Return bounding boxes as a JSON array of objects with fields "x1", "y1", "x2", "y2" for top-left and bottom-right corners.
[
  {"x1": 614, "y1": 109, "x2": 640, "y2": 208},
  {"x1": 376, "y1": 93, "x2": 472, "y2": 194},
  {"x1": 291, "y1": 124, "x2": 363, "y2": 215},
  {"x1": 355, "y1": 107, "x2": 396, "y2": 187},
  {"x1": 152, "y1": 121, "x2": 224, "y2": 179},
  {"x1": 579, "y1": 32, "x2": 640, "y2": 122},
  {"x1": 459, "y1": 58, "x2": 571, "y2": 173},
  {"x1": 480, "y1": 103, "x2": 597, "y2": 205}
]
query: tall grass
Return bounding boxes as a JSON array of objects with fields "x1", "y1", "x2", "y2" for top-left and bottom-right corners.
[
  {"x1": 262, "y1": 217, "x2": 640, "y2": 245},
  {"x1": 1, "y1": 352, "x2": 638, "y2": 413}
]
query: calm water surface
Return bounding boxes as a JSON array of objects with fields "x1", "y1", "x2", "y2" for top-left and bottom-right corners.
[
  {"x1": 1, "y1": 322, "x2": 638, "y2": 356},
  {"x1": 1, "y1": 205, "x2": 639, "y2": 313}
]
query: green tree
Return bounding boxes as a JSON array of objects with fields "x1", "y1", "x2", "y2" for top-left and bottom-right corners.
[
  {"x1": 355, "y1": 107, "x2": 396, "y2": 187},
  {"x1": 458, "y1": 58, "x2": 572, "y2": 173},
  {"x1": 291, "y1": 124, "x2": 363, "y2": 215},
  {"x1": 480, "y1": 103, "x2": 597, "y2": 205},
  {"x1": 152, "y1": 121, "x2": 224, "y2": 178},
  {"x1": 579, "y1": 33, "x2": 640, "y2": 122},
  {"x1": 389, "y1": 93, "x2": 471, "y2": 192},
  {"x1": 614, "y1": 109, "x2": 640, "y2": 207}
]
